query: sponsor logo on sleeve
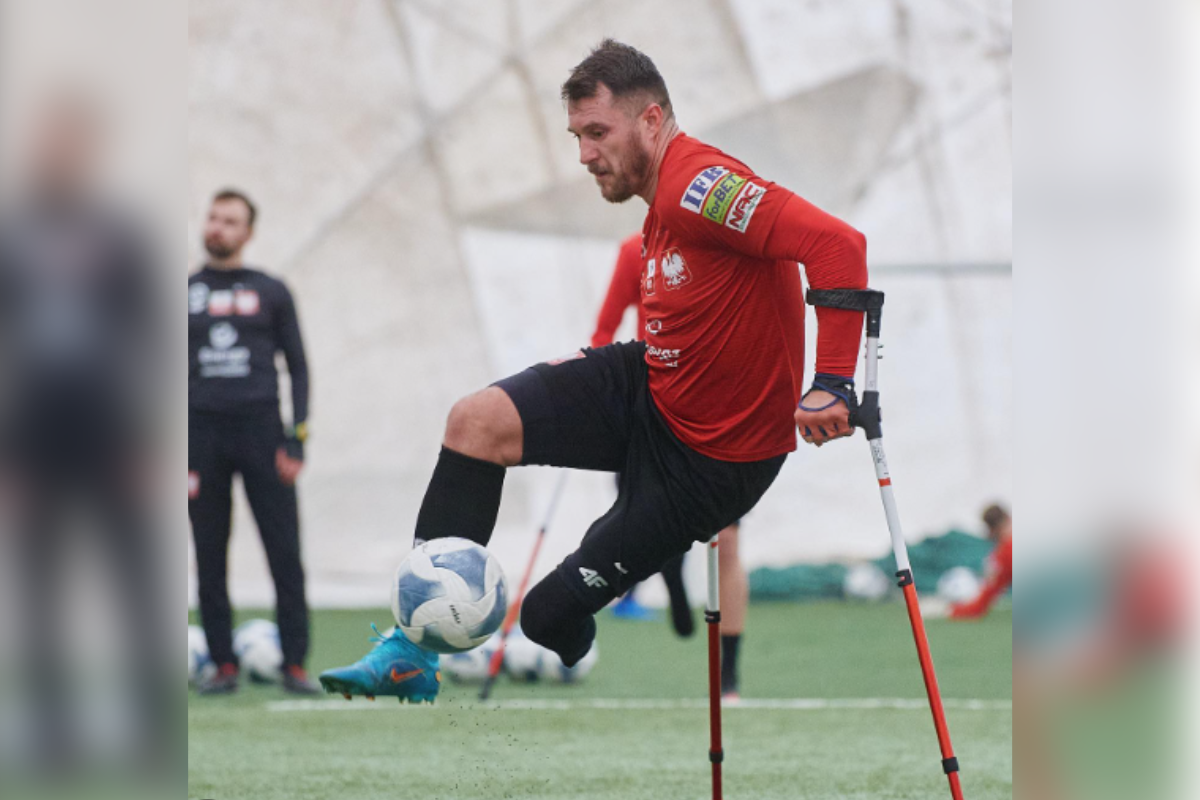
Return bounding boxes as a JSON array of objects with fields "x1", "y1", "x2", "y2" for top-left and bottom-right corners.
[
  {"x1": 724, "y1": 181, "x2": 766, "y2": 233},
  {"x1": 680, "y1": 166, "x2": 729, "y2": 213},
  {"x1": 700, "y1": 172, "x2": 747, "y2": 226}
]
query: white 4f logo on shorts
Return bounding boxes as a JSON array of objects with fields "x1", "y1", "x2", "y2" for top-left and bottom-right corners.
[{"x1": 579, "y1": 567, "x2": 608, "y2": 589}]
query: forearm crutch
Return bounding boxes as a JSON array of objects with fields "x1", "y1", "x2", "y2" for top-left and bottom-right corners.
[
  {"x1": 807, "y1": 288, "x2": 965, "y2": 800},
  {"x1": 705, "y1": 534, "x2": 723, "y2": 800},
  {"x1": 479, "y1": 471, "x2": 569, "y2": 701}
]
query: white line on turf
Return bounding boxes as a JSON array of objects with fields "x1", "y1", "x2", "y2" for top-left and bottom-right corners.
[{"x1": 266, "y1": 697, "x2": 1011, "y2": 713}]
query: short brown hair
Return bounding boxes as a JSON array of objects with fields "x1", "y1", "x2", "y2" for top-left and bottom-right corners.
[
  {"x1": 562, "y1": 39, "x2": 672, "y2": 117},
  {"x1": 981, "y1": 503, "x2": 1010, "y2": 531},
  {"x1": 212, "y1": 188, "x2": 257, "y2": 227}
]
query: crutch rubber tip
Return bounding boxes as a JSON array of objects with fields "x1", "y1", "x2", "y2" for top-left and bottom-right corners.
[
  {"x1": 942, "y1": 757, "x2": 960, "y2": 774},
  {"x1": 709, "y1": 750, "x2": 724, "y2": 764}
]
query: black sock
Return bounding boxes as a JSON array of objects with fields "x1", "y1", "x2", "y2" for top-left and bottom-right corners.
[
  {"x1": 720, "y1": 634, "x2": 741, "y2": 694},
  {"x1": 521, "y1": 572, "x2": 596, "y2": 667},
  {"x1": 413, "y1": 447, "x2": 506, "y2": 547}
]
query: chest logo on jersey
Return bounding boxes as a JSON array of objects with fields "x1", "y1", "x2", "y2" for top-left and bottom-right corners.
[
  {"x1": 660, "y1": 248, "x2": 692, "y2": 291},
  {"x1": 195, "y1": 287, "x2": 261, "y2": 317},
  {"x1": 189, "y1": 284, "x2": 210, "y2": 315},
  {"x1": 235, "y1": 290, "x2": 260, "y2": 316},
  {"x1": 209, "y1": 322, "x2": 239, "y2": 350},
  {"x1": 207, "y1": 290, "x2": 234, "y2": 316},
  {"x1": 644, "y1": 248, "x2": 693, "y2": 294},
  {"x1": 199, "y1": 322, "x2": 252, "y2": 378},
  {"x1": 644, "y1": 258, "x2": 657, "y2": 296}
]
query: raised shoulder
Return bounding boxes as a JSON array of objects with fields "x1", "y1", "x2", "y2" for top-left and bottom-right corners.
[{"x1": 655, "y1": 136, "x2": 777, "y2": 247}]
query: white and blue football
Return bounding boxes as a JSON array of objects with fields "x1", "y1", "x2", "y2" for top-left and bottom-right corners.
[
  {"x1": 937, "y1": 567, "x2": 982, "y2": 605},
  {"x1": 503, "y1": 628, "x2": 545, "y2": 682},
  {"x1": 233, "y1": 619, "x2": 283, "y2": 683},
  {"x1": 442, "y1": 632, "x2": 503, "y2": 683},
  {"x1": 392, "y1": 538, "x2": 508, "y2": 654},
  {"x1": 538, "y1": 641, "x2": 599, "y2": 684},
  {"x1": 843, "y1": 563, "x2": 892, "y2": 602},
  {"x1": 188, "y1": 625, "x2": 214, "y2": 685}
]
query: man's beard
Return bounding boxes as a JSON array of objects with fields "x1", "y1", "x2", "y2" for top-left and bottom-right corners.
[
  {"x1": 204, "y1": 238, "x2": 235, "y2": 260},
  {"x1": 600, "y1": 136, "x2": 652, "y2": 204}
]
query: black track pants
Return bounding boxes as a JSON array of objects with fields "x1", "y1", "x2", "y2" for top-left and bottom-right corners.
[{"x1": 188, "y1": 410, "x2": 309, "y2": 668}]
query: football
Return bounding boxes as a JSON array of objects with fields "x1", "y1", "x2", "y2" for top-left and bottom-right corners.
[
  {"x1": 843, "y1": 563, "x2": 892, "y2": 602},
  {"x1": 188, "y1": 625, "x2": 214, "y2": 685},
  {"x1": 441, "y1": 632, "x2": 502, "y2": 683},
  {"x1": 233, "y1": 619, "x2": 284, "y2": 683},
  {"x1": 538, "y1": 641, "x2": 598, "y2": 684},
  {"x1": 936, "y1": 566, "x2": 982, "y2": 605},
  {"x1": 392, "y1": 538, "x2": 508, "y2": 654},
  {"x1": 503, "y1": 628, "x2": 545, "y2": 682}
]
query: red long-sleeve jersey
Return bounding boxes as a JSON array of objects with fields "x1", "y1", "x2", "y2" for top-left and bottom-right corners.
[
  {"x1": 640, "y1": 134, "x2": 868, "y2": 461},
  {"x1": 591, "y1": 233, "x2": 646, "y2": 348}
]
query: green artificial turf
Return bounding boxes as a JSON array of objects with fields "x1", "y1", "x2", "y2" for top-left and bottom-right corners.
[{"x1": 188, "y1": 603, "x2": 1012, "y2": 799}]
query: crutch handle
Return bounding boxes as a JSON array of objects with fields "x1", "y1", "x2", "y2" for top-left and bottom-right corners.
[
  {"x1": 806, "y1": 288, "x2": 885, "y2": 438},
  {"x1": 849, "y1": 390, "x2": 882, "y2": 440}
]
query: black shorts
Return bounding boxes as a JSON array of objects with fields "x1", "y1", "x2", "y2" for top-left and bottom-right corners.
[{"x1": 494, "y1": 341, "x2": 785, "y2": 613}]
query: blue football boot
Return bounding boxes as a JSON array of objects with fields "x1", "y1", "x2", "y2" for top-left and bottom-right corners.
[{"x1": 319, "y1": 625, "x2": 441, "y2": 704}]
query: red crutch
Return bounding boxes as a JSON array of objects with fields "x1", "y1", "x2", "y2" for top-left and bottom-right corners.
[{"x1": 807, "y1": 288, "x2": 965, "y2": 800}]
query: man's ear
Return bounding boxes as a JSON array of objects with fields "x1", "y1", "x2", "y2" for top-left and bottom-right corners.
[{"x1": 639, "y1": 102, "x2": 664, "y2": 141}]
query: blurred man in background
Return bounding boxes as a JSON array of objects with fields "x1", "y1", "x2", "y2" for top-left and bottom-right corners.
[
  {"x1": 188, "y1": 189, "x2": 318, "y2": 695},
  {"x1": 950, "y1": 502, "x2": 1012, "y2": 619},
  {"x1": 0, "y1": 91, "x2": 172, "y2": 773}
]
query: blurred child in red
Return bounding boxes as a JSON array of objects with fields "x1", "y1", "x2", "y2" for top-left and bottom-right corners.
[{"x1": 951, "y1": 503, "x2": 1012, "y2": 619}]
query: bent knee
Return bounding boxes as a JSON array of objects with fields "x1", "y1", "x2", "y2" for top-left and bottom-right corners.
[{"x1": 443, "y1": 389, "x2": 522, "y2": 465}]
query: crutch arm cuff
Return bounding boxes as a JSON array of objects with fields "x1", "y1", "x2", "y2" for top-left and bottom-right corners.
[
  {"x1": 806, "y1": 289, "x2": 885, "y2": 337},
  {"x1": 805, "y1": 289, "x2": 884, "y2": 312}
]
